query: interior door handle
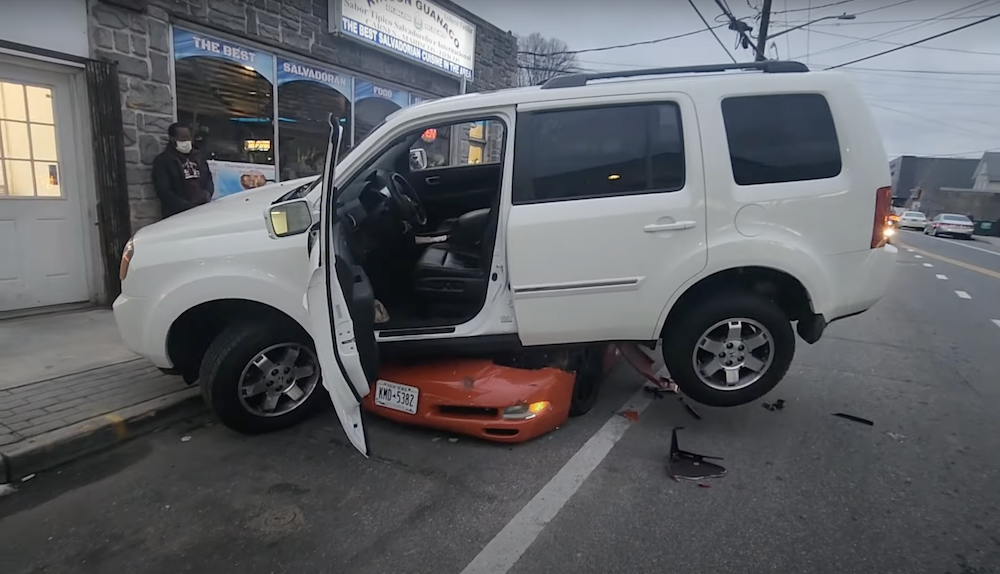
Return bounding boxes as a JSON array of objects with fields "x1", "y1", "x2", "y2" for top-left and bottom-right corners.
[
  {"x1": 644, "y1": 220, "x2": 696, "y2": 232},
  {"x1": 425, "y1": 176, "x2": 441, "y2": 185}
]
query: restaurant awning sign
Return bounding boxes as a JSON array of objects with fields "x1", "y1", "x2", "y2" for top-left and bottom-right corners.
[{"x1": 332, "y1": 0, "x2": 476, "y2": 79}]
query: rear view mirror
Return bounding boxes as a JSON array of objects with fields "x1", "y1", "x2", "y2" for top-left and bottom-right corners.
[
  {"x1": 265, "y1": 199, "x2": 313, "y2": 238},
  {"x1": 410, "y1": 148, "x2": 428, "y2": 171}
]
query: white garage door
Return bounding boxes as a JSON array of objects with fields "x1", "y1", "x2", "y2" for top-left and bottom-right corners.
[{"x1": 0, "y1": 63, "x2": 90, "y2": 312}]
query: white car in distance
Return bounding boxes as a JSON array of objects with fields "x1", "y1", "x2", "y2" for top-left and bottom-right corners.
[
  {"x1": 897, "y1": 211, "x2": 927, "y2": 231},
  {"x1": 115, "y1": 61, "x2": 898, "y2": 455}
]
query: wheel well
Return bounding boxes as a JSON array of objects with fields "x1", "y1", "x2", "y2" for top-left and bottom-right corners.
[
  {"x1": 166, "y1": 299, "x2": 310, "y2": 383},
  {"x1": 662, "y1": 267, "x2": 813, "y2": 336}
]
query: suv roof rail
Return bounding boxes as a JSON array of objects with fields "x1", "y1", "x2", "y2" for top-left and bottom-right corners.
[{"x1": 540, "y1": 60, "x2": 810, "y2": 90}]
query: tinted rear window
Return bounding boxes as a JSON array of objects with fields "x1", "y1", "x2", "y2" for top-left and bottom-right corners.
[
  {"x1": 721, "y1": 93, "x2": 842, "y2": 186},
  {"x1": 903, "y1": 212, "x2": 925, "y2": 218},
  {"x1": 942, "y1": 215, "x2": 972, "y2": 223}
]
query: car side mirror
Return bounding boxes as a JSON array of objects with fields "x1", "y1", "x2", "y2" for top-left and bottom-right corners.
[
  {"x1": 265, "y1": 199, "x2": 313, "y2": 239},
  {"x1": 410, "y1": 148, "x2": 428, "y2": 171}
]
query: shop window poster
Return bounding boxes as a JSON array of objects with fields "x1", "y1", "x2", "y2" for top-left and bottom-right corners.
[
  {"x1": 207, "y1": 160, "x2": 277, "y2": 200},
  {"x1": 173, "y1": 28, "x2": 275, "y2": 84},
  {"x1": 354, "y1": 80, "x2": 410, "y2": 109},
  {"x1": 277, "y1": 58, "x2": 352, "y2": 99}
]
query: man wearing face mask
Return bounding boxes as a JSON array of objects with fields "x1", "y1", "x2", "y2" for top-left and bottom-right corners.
[{"x1": 152, "y1": 123, "x2": 214, "y2": 217}]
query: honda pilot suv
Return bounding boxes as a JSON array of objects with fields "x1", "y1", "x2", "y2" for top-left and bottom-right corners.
[{"x1": 115, "y1": 61, "x2": 897, "y2": 454}]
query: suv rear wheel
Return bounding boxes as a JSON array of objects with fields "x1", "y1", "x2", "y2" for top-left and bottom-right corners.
[
  {"x1": 200, "y1": 322, "x2": 327, "y2": 434},
  {"x1": 662, "y1": 292, "x2": 794, "y2": 407}
]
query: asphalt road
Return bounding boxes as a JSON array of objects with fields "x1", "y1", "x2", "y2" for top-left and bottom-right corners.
[{"x1": 3, "y1": 234, "x2": 1000, "y2": 574}]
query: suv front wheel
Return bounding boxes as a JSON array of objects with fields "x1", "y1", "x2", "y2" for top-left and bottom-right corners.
[
  {"x1": 662, "y1": 293, "x2": 795, "y2": 407},
  {"x1": 200, "y1": 322, "x2": 327, "y2": 434}
]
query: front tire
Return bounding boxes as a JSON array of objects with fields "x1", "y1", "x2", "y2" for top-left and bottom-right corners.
[
  {"x1": 568, "y1": 346, "x2": 605, "y2": 416},
  {"x1": 200, "y1": 322, "x2": 326, "y2": 434},
  {"x1": 662, "y1": 293, "x2": 795, "y2": 407}
]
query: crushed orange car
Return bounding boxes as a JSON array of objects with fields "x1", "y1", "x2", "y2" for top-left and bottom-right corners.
[{"x1": 363, "y1": 346, "x2": 620, "y2": 443}]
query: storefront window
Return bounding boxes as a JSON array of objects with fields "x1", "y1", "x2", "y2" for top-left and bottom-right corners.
[
  {"x1": 276, "y1": 59, "x2": 352, "y2": 181},
  {"x1": 354, "y1": 80, "x2": 410, "y2": 145},
  {"x1": 173, "y1": 28, "x2": 276, "y2": 198}
]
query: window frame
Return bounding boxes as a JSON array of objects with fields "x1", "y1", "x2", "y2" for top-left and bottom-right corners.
[
  {"x1": 720, "y1": 92, "x2": 843, "y2": 187},
  {"x1": 511, "y1": 101, "x2": 687, "y2": 206}
]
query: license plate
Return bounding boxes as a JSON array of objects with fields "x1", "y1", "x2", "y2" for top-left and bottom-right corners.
[{"x1": 374, "y1": 380, "x2": 419, "y2": 414}]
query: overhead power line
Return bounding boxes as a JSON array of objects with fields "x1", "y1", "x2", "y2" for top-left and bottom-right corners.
[
  {"x1": 687, "y1": 0, "x2": 738, "y2": 63},
  {"x1": 828, "y1": 13, "x2": 1000, "y2": 69},
  {"x1": 808, "y1": 28, "x2": 1000, "y2": 57},
  {"x1": 516, "y1": 26, "x2": 726, "y2": 57},
  {"x1": 771, "y1": 0, "x2": 854, "y2": 15}
]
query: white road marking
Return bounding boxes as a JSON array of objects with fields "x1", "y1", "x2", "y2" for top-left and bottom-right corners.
[
  {"x1": 956, "y1": 291, "x2": 972, "y2": 299},
  {"x1": 936, "y1": 274, "x2": 948, "y2": 280},
  {"x1": 906, "y1": 248, "x2": 915, "y2": 253},
  {"x1": 925, "y1": 234, "x2": 1000, "y2": 257},
  {"x1": 992, "y1": 320, "x2": 1000, "y2": 329},
  {"x1": 914, "y1": 255, "x2": 923, "y2": 259},
  {"x1": 923, "y1": 263, "x2": 933, "y2": 267},
  {"x1": 459, "y1": 388, "x2": 653, "y2": 574}
]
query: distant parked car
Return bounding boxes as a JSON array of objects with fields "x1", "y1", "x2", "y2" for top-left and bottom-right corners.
[
  {"x1": 897, "y1": 211, "x2": 927, "y2": 230},
  {"x1": 924, "y1": 213, "x2": 974, "y2": 239}
]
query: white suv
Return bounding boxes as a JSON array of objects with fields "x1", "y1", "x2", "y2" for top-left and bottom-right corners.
[{"x1": 115, "y1": 61, "x2": 897, "y2": 454}]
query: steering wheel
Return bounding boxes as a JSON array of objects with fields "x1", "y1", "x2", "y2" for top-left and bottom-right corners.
[{"x1": 377, "y1": 169, "x2": 427, "y2": 228}]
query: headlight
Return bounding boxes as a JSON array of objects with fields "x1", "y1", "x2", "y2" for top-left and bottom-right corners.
[
  {"x1": 502, "y1": 401, "x2": 551, "y2": 420},
  {"x1": 119, "y1": 237, "x2": 134, "y2": 282}
]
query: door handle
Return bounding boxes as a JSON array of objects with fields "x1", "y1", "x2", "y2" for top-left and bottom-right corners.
[
  {"x1": 425, "y1": 176, "x2": 441, "y2": 185},
  {"x1": 644, "y1": 220, "x2": 696, "y2": 232}
]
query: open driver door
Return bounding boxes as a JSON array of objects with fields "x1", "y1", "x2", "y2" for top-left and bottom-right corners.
[{"x1": 306, "y1": 116, "x2": 379, "y2": 456}]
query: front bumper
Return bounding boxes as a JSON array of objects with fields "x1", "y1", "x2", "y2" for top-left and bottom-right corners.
[
  {"x1": 113, "y1": 294, "x2": 172, "y2": 368},
  {"x1": 364, "y1": 359, "x2": 575, "y2": 443}
]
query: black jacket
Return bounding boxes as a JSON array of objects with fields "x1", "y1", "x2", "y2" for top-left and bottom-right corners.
[{"x1": 152, "y1": 150, "x2": 214, "y2": 217}]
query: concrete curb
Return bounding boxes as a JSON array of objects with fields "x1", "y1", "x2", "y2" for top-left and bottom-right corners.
[{"x1": 0, "y1": 388, "x2": 205, "y2": 484}]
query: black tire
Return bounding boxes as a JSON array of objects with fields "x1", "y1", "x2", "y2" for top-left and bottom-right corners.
[
  {"x1": 200, "y1": 321, "x2": 326, "y2": 434},
  {"x1": 661, "y1": 292, "x2": 795, "y2": 407},
  {"x1": 568, "y1": 346, "x2": 605, "y2": 416}
]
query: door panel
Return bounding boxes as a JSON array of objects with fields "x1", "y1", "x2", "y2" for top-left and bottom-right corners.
[
  {"x1": 506, "y1": 96, "x2": 708, "y2": 345},
  {"x1": 0, "y1": 64, "x2": 89, "y2": 312},
  {"x1": 406, "y1": 163, "x2": 501, "y2": 226}
]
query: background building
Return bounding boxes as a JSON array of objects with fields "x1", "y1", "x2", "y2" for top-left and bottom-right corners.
[{"x1": 0, "y1": 0, "x2": 517, "y2": 314}]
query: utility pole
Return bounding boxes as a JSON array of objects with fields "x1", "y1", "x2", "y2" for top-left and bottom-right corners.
[{"x1": 755, "y1": 0, "x2": 773, "y2": 61}]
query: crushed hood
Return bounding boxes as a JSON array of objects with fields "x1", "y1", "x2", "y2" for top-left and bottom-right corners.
[{"x1": 134, "y1": 177, "x2": 316, "y2": 245}]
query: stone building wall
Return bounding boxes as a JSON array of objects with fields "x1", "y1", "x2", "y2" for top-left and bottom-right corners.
[{"x1": 86, "y1": 0, "x2": 517, "y2": 231}]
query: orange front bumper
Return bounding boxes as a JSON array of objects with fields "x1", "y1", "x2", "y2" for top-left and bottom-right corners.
[{"x1": 363, "y1": 359, "x2": 576, "y2": 443}]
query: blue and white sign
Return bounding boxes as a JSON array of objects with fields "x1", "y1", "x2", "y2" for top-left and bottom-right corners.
[
  {"x1": 338, "y1": 0, "x2": 475, "y2": 79},
  {"x1": 173, "y1": 27, "x2": 274, "y2": 84},
  {"x1": 410, "y1": 94, "x2": 430, "y2": 106},
  {"x1": 277, "y1": 58, "x2": 353, "y2": 98},
  {"x1": 355, "y1": 80, "x2": 410, "y2": 108}
]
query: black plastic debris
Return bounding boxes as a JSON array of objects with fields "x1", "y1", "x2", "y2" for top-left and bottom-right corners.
[
  {"x1": 644, "y1": 386, "x2": 671, "y2": 399},
  {"x1": 668, "y1": 427, "x2": 727, "y2": 482},
  {"x1": 680, "y1": 397, "x2": 702, "y2": 420},
  {"x1": 833, "y1": 413, "x2": 874, "y2": 427},
  {"x1": 762, "y1": 399, "x2": 786, "y2": 411}
]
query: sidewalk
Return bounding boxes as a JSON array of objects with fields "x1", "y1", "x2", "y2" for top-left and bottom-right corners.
[{"x1": 0, "y1": 309, "x2": 203, "y2": 484}]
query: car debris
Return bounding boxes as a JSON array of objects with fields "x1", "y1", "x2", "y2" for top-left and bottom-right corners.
[
  {"x1": 832, "y1": 413, "x2": 874, "y2": 426},
  {"x1": 668, "y1": 427, "x2": 727, "y2": 482},
  {"x1": 619, "y1": 409, "x2": 641, "y2": 422},
  {"x1": 762, "y1": 399, "x2": 786, "y2": 411}
]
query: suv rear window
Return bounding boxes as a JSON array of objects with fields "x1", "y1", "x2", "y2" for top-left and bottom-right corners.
[
  {"x1": 721, "y1": 94, "x2": 842, "y2": 186},
  {"x1": 512, "y1": 103, "x2": 685, "y2": 204}
]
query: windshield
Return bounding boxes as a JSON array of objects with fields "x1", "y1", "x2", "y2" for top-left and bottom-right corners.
[
  {"x1": 942, "y1": 214, "x2": 972, "y2": 223},
  {"x1": 274, "y1": 176, "x2": 321, "y2": 204}
]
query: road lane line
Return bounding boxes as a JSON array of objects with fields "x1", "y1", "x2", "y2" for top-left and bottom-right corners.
[
  {"x1": 925, "y1": 234, "x2": 1000, "y2": 257},
  {"x1": 956, "y1": 291, "x2": 972, "y2": 299},
  {"x1": 914, "y1": 255, "x2": 923, "y2": 259},
  {"x1": 992, "y1": 320, "x2": 1000, "y2": 329},
  {"x1": 894, "y1": 241, "x2": 1000, "y2": 280},
  {"x1": 923, "y1": 263, "x2": 933, "y2": 267},
  {"x1": 936, "y1": 274, "x2": 948, "y2": 280},
  {"x1": 906, "y1": 249, "x2": 914, "y2": 253},
  {"x1": 459, "y1": 388, "x2": 653, "y2": 574}
]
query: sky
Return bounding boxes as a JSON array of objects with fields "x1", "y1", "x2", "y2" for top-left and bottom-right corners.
[{"x1": 453, "y1": 0, "x2": 1000, "y2": 161}]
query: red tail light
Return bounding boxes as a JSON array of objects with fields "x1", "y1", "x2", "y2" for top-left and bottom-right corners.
[{"x1": 871, "y1": 186, "x2": 892, "y2": 248}]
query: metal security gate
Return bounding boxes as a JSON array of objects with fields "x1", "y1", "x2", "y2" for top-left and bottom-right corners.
[{"x1": 85, "y1": 60, "x2": 131, "y2": 302}]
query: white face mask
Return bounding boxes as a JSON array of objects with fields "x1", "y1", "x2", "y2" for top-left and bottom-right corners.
[{"x1": 175, "y1": 141, "x2": 193, "y2": 154}]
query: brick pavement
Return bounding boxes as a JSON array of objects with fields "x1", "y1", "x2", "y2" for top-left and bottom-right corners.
[{"x1": 0, "y1": 359, "x2": 189, "y2": 448}]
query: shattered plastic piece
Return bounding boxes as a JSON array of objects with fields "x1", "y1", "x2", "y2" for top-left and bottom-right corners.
[
  {"x1": 180, "y1": 435, "x2": 192, "y2": 442},
  {"x1": 698, "y1": 483, "x2": 712, "y2": 488},
  {"x1": 886, "y1": 432, "x2": 906, "y2": 441},
  {"x1": 448, "y1": 437, "x2": 459, "y2": 443},
  {"x1": 0, "y1": 484, "x2": 15, "y2": 498},
  {"x1": 667, "y1": 427, "x2": 727, "y2": 482},
  {"x1": 21, "y1": 474, "x2": 35, "y2": 482},
  {"x1": 431, "y1": 437, "x2": 442, "y2": 442},
  {"x1": 762, "y1": 402, "x2": 775, "y2": 411},
  {"x1": 833, "y1": 413, "x2": 874, "y2": 427},
  {"x1": 644, "y1": 386, "x2": 671, "y2": 399},
  {"x1": 774, "y1": 399, "x2": 786, "y2": 410},
  {"x1": 620, "y1": 409, "x2": 640, "y2": 422},
  {"x1": 680, "y1": 398, "x2": 702, "y2": 420}
]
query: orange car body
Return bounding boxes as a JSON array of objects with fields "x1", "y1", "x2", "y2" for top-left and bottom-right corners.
[{"x1": 364, "y1": 347, "x2": 620, "y2": 443}]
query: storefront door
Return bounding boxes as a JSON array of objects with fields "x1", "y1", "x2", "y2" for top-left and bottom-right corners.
[{"x1": 0, "y1": 62, "x2": 90, "y2": 312}]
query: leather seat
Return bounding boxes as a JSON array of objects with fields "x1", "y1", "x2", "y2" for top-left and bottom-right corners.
[{"x1": 413, "y1": 208, "x2": 493, "y2": 304}]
